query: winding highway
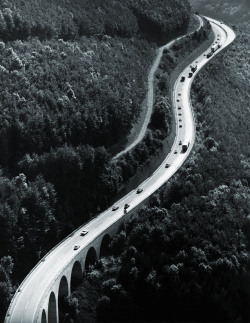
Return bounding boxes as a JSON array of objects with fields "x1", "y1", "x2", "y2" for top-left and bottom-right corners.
[
  {"x1": 5, "y1": 17, "x2": 236, "y2": 323},
  {"x1": 114, "y1": 15, "x2": 204, "y2": 159}
]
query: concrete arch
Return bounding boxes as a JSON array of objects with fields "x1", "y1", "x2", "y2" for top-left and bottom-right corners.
[
  {"x1": 48, "y1": 292, "x2": 57, "y2": 323},
  {"x1": 41, "y1": 309, "x2": 46, "y2": 323},
  {"x1": 58, "y1": 276, "x2": 69, "y2": 323},
  {"x1": 58, "y1": 275, "x2": 69, "y2": 298},
  {"x1": 71, "y1": 261, "x2": 83, "y2": 292},
  {"x1": 100, "y1": 234, "x2": 112, "y2": 258},
  {"x1": 85, "y1": 246, "x2": 97, "y2": 272}
]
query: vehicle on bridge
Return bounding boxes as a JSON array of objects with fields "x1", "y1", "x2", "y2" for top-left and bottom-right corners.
[
  {"x1": 136, "y1": 188, "x2": 143, "y2": 194},
  {"x1": 124, "y1": 203, "x2": 130, "y2": 209},
  {"x1": 211, "y1": 43, "x2": 221, "y2": 53},
  {"x1": 182, "y1": 140, "x2": 190, "y2": 153},
  {"x1": 190, "y1": 64, "x2": 197, "y2": 72},
  {"x1": 180, "y1": 76, "x2": 185, "y2": 82},
  {"x1": 74, "y1": 245, "x2": 80, "y2": 250},
  {"x1": 112, "y1": 205, "x2": 119, "y2": 211},
  {"x1": 207, "y1": 52, "x2": 213, "y2": 58},
  {"x1": 80, "y1": 230, "x2": 88, "y2": 236}
]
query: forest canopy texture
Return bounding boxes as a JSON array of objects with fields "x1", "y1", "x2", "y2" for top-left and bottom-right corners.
[
  {"x1": 0, "y1": 0, "x2": 192, "y2": 321},
  {"x1": 60, "y1": 2, "x2": 250, "y2": 323}
]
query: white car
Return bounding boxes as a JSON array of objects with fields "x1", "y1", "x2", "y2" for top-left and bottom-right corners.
[{"x1": 74, "y1": 245, "x2": 80, "y2": 250}]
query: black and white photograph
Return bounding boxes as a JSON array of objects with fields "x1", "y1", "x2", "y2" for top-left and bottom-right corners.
[{"x1": 1, "y1": 0, "x2": 250, "y2": 322}]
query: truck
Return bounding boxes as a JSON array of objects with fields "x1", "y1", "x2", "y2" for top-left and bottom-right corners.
[
  {"x1": 211, "y1": 43, "x2": 221, "y2": 53},
  {"x1": 182, "y1": 140, "x2": 190, "y2": 153},
  {"x1": 190, "y1": 64, "x2": 197, "y2": 73}
]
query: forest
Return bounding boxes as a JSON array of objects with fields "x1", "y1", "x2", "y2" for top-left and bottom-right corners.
[
  {"x1": 0, "y1": 0, "x2": 193, "y2": 321},
  {"x1": 62, "y1": 5, "x2": 250, "y2": 323},
  {"x1": 190, "y1": 0, "x2": 250, "y2": 26}
]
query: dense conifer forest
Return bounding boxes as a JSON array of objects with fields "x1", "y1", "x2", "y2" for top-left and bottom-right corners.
[
  {"x1": 60, "y1": 2, "x2": 250, "y2": 322},
  {"x1": 0, "y1": 0, "x2": 193, "y2": 321}
]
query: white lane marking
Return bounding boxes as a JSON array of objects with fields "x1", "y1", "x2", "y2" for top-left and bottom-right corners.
[{"x1": 25, "y1": 300, "x2": 29, "y2": 309}]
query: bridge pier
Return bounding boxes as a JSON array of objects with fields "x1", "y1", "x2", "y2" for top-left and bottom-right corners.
[{"x1": 39, "y1": 203, "x2": 151, "y2": 323}]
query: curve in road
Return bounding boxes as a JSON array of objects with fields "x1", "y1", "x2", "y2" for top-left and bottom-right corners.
[
  {"x1": 114, "y1": 15, "x2": 204, "y2": 159},
  {"x1": 5, "y1": 17, "x2": 236, "y2": 323}
]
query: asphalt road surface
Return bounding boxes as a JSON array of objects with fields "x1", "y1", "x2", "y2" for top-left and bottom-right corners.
[
  {"x1": 5, "y1": 17, "x2": 236, "y2": 323},
  {"x1": 114, "y1": 15, "x2": 204, "y2": 159}
]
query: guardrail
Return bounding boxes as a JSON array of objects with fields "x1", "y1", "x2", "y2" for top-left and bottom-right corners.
[{"x1": 5, "y1": 16, "x2": 235, "y2": 323}]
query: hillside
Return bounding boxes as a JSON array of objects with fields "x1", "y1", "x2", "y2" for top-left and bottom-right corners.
[
  {"x1": 0, "y1": 0, "x2": 192, "y2": 321},
  {"x1": 190, "y1": 0, "x2": 250, "y2": 28},
  {"x1": 63, "y1": 5, "x2": 250, "y2": 323}
]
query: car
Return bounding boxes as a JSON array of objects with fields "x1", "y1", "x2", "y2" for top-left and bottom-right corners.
[
  {"x1": 165, "y1": 163, "x2": 170, "y2": 168},
  {"x1": 178, "y1": 106, "x2": 181, "y2": 110},
  {"x1": 112, "y1": 205, "x2": 119, "y2": 211},
  {"x1": 179, "y1": 141, "x2": 182, "y2": 145},
  {"x1": 124, "y1": 203, "x2": 130, "y2": 209},
  {"x1": 180, "y1": 76, "x2": 185, "y2": 82},
  {"x1": 179, "y1": 118, "x2": 182, "y2": 122},
  {"x1": 195, "y1": 60, "x2": 198, "y2": 63},
  {"x1": 178, "y1": 93, "x2": 181, "y2": 96},
  {"x1": 177, "y1": 99, "x2": 180, "y2": 102},
  {"x1": 136, "y1": 188, "x2": 143, "y2": 194},
  {"x1": 179, "y1": 124, "x2": 182, "y2": 128},
  {"x1": 80, "y1": 230, "x2": 88, "y2": 236},
  {"x1": 178, "y1": 113, "x2": 182, "y2": 116},
  {"x1": 74, "y1": 245, "x2": 80, "y2": 250},
  {"x1": 174, "y1": 150, "x2": 177, "y2": 154}
]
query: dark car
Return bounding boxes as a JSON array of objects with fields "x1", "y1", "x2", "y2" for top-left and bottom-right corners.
[
  {"x1": 136, "y1": 188, "x2": 143, "y2": 194},
  {"x1": 179, "y1": 124, "x2": 182, "y2": 128},
  {"x1": 74, "y1": 245, "x2": 80, "y2": 250},
  {"x1": 124, "y1": 203, "x2": 130, "y2": 209},
  {"x1": 165, "y1": 163, "x2": 170, "y2": 168},
  {"x1": 178, "y1": 106, "x2": 181, "y2": 110},
  {"x1": 174, "y1": 150, "x2": 177, "y2": 154},
  {"x1": 179, "y1": 141, "x2": 182, "y2": 145}
]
